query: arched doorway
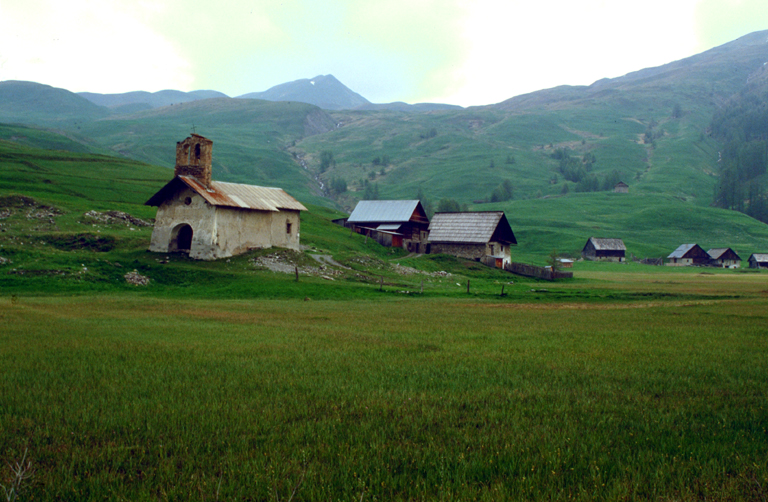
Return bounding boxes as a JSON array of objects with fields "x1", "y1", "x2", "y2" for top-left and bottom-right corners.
[{"x1": 170, "y1": 224, "x2": 193, "y2": 253}]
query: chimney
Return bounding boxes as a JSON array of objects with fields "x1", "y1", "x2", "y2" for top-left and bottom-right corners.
[{"x1": 174, "y1": 134, "x2": 213, "y2": 187}]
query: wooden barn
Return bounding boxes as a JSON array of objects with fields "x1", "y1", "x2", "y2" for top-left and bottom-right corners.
[
  {"x1": 427, "y1": 211, "x2": 516, "y2": 266},
  {"x1": 707, "y1": 248, "x2": 741, "y2": 268},
  {"x1": 667, "y1": 243, "x2": 709, "y2": 266},
  {"x1": 582, "y1": 237, "x2": 626, "y2": 262},
  {"x1": 748, "y1": 253, "x2": 768, "y2": 269},
  {"x1": 347, "y1": 200, "x2": 430, "y2": 252},
  {"x1": 613, "y1": 181, "x2": 629, "y2": 193},
  {"x1": 146, "y1": 134, "x2": 306, "y2": 260}
]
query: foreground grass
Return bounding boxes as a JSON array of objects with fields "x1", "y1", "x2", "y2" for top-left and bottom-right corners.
[{"x1": 1, "y1": 286, "x2": 767, "y2": 500}]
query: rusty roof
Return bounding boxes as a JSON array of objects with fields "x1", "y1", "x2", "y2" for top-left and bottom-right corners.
[
  {"x1": 145, "y1": 176, "x2": 307, "y2": 211},
  {"x1": 428, "y1": 211, "x2": 516, "y2": 245}
]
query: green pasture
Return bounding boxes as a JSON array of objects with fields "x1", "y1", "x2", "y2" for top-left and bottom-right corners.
[{"x1": 1, "y1": 275, "x2": 767, "y2": 501}]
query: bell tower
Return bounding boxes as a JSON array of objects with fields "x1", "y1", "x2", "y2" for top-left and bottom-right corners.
[{"x1": 174, "y1": 134, "x2": 213, "y2": 187}]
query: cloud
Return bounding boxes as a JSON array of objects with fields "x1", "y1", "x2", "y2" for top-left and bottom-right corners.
[{"x1": 0, "y1": 0, "x2": 193, "y2": 93}]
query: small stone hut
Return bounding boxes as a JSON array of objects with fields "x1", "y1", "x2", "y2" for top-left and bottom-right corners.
[
  {"x1": 582, "y1": 237, "x2": 626, "y2": 262},
  {"x1": 707, "y1": 248, "x2": 741, "y2": 268},
  {"x1": 427, "y1": 211, "x2": 516, "y2": 266},
  {"x1": 667, "y1": 243, "x2": 709, "y2": 266},
  {"x1": 145, "y1": 134, "x2": 307, "y2": 260},
  {"x1": 346, "y1": 200, "x2": 430, "y2": 253}
]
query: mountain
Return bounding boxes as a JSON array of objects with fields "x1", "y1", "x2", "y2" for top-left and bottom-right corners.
[
  {"x1": 356, "y1": 102, "x2": 463, "y2": 112},
  {"x1": 78, "y1": 89, "x2": 229, "y2": 112},
  {"x1": 237, "y1": 74, "x2": 370, "y2": 110},
  {"x1": 0, "y1": 80, "x2": 109, "y2": 124}
]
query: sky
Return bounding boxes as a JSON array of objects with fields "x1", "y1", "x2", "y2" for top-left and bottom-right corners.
[{"x1": 0, "y1": 0, "x2": 767, "y2": 107}]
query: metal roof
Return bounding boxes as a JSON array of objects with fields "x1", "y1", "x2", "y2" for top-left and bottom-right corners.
[
  {"x1": 587, "y1": 237, "x2": 626, "y2": 251},
  {"x1": 146, "y1": 176, "x2": 307, "y2": 211},
  {"x1": 428, "y1": 211, "x2": 517, "y2": 245},
  {"x1": 347, "y1": 200, "x2": 424, "y2": 223},
  {"x1": 749, "y1": 253, "x2": 768, "y2": 262},
  {"x1": 668, "y1": 243, "x2": 701, "y2": 259}
]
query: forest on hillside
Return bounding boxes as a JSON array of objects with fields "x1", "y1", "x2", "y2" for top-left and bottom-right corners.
[{"x1": 710, "y1": 79, "x2": 768, "y2": 223}]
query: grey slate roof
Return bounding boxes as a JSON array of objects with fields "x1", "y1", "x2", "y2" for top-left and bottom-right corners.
[
  {"x1": 668, "y1": 244, "x2": 699, "y2": 259},
  {"x1": 428, "y1": 212, "x2": 516, "y2": 244},
  {"x1": 587, "y1": 237, "x2": 626, "y2": 251},
  {"x1": 707, "y1": 248, "x2": 741, "y2": 261},
  {"x1": 146, "y1": 176, "x2": 307, "y2": 212},
  {"x1": 749, "y1": 253, "x2": 768, "y2": 262},
  {"x1": 347, "y1": 200, "x2": 422, "y2": 223}
]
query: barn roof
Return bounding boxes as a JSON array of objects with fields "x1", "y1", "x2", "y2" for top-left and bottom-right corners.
[
  {"x1": 428, "y1": 211, "x2": 517, "y2": 245},
  {"x1": 668, "y1": 243, "x2": 703, "y2": 259},
  {"x1": 587, "y1": 237, "x2": 626, "y2": 251},
  {"x1": 347, "y1": 200, "x2": 426, "y2": 224},
  {"x1": 749, "y1": 253, "x2": 768, "y2": 262},
  {"x1": 145, "y1": 175, "x2": 307, "y2": 212},
  {"x1": 707, "y1": 248, "x2": 741, "y2": 261}
]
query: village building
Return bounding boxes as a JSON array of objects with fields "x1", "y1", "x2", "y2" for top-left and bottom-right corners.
[
  {"x1": 145, "y1": 134, "x2": 307, "y2": 260},
  {"x1": 667, "y1": 243, "x2": 709, "y2": 266},
  {"x1": 707, "y1": 248, "x2": 741, "y2": 268},
  {"x1": 748, "y1": 253, "x2": 768, "y2": 269},
  {"x1": 613, "y1": 181, "x2": 629, "y2": 193},
  {"x1": 427, "y1": 211, "x2": 517, "y2": 267},
  {"x1": 346, "y1": 200, "x2": 430, "y2": 252},
  {"x1": 581, "y1": 237, "x2": 626, "y2": 262}
]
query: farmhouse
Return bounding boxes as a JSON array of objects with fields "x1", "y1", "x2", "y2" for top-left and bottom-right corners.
[
  {"x1": 427, "y1": 211, "x2": 516, "y2": 267},
  {"x1": 707, "y1": 248, "x2": 741, "y2": 268},
  {"x1": 667, "y1": 243, "x2": 709, "y2": 266},
  {"x1": 346, "y1": 200, "x2": 430, "y2": 252},
  {"x1": 582, "y1": 237, "x2": 626, "y2": 262},
  {"x1": 146, "y1": 134, "x2": 307, "y2": 260},
  {"x1": 748, "y1": 253, "x2": 768, "y2": 269},
  {"x1": 613, "y1": 181, "x2": 629, "y2": 193}
]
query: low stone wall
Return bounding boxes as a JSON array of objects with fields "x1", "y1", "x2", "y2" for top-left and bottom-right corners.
[{"x1": 505, "y1": 262, "x2": 573, "y2": 281}]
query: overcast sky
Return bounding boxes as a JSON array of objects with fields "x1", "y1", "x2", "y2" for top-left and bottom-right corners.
[{"x1": 0, "y1": 0, "x2": 766, "y2": 107}]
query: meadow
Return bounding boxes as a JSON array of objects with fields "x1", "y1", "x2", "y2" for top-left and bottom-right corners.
[{"x1": 1, "y1": 269, "x2": 767, "y2": 501}]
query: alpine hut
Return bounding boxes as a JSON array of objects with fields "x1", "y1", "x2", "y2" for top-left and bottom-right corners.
[
  {"x1": 427, "y1": 211, "x2": 516, "y2": 267},
  {"x1": 346, "y1": 200, "x2": 430, "y2": 252},
  {"x1": 582, "y1": 237, "x2": 626, "y2": 262},
  {"x1": 146, "y1": 134, "x2": 307, "y2": 260},
  {"x1": 707, "y1": 248, "x2": 741, "y2": 268},
  {"x1": 667, "y1": 243, "x2": 709, "y2": 266},
  {"x1": 748, "y1": 253, "x2": 768, "y2": 269}
]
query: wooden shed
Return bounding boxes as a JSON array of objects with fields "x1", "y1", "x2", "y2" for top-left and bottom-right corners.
[
  {"x1": 427, "y1": 211, "x2": 517, "y2": 266},
  {"x1": 613, "y1": 181, "x2": 629, "y2": 193},
  {"x1": 347, "y1": 200, "x2": 430, "y2": 252},
  {"x1": 582, "y1": 237, "x2": 626, "y2": 262},
  {"x1": 707, "y1": 248, "x2": 741, "y2": 268},
  {"x1": 748, "y1": 253, "x2": 768, "y2": 269},
  {"x1": 667, "y1": 244, "x2": 709, "y2": 266}
]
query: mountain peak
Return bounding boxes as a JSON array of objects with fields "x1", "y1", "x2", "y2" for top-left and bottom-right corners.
[{"x1": 237, "y1": 75, "x2": 370, "y2": 110}]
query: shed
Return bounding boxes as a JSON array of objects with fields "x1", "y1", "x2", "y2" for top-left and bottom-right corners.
[
  {"x1": 748, "y1": 253, "x2": 768, "y2": 269},
  {"x1": 582, "y1": 237, "x2": 626, "y2": 262},
  {"x1": 707, "y1": 248, "x2": 741, "y2": 268},
  {"x1": 146, "y1": 134, "x2": 307, "y2": 260},
  {"x1": 667, "y1": 243, "x2": 709, "y2": 266},
  {"x1": 427, "y1": 211, "x2": 516, "y2": 266},
  {"x1": 613, "y1": 181, "x2": 629, "y2": 193},
  {"x1": 347, "y1": 200, "x2": 430, "y2": 252}
]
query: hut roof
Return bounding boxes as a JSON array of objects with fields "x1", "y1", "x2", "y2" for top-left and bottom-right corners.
[
  {"x1": 749, "y1": 253, "x2": 768, "y2": 262},
  {"x1": 667, "y1": 243, "x2": 704, "y2": 259},
  {"x1": 587, "y1": 237, "x2": 626, "y2": 251},
  {"x1": 146, "y1": 176, "x2": 307, "y2": 212},
  {"x1": 707, "y1": 248, "x2": 741, "y2": 261},
  {"x1": 347, "y1": 200, "x2": 426, "y2": 224},
  {"x1": 428, "y1": 211, "x2": 517, "y2": 245}
]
